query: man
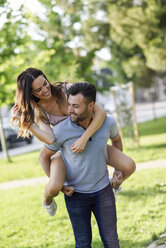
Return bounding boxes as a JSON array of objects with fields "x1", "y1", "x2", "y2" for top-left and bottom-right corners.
[{"x1": 39, "y1": 82, "x2": 125, "y2": 247}]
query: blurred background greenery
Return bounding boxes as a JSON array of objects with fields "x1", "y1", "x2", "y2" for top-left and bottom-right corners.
[{"x1": 0, "y1": 0, "x2": 166, "y2": 106}]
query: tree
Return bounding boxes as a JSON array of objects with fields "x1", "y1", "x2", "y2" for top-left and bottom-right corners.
[
  {"x1": 106, "y1": 0, "x2": 166, "y2": 86},
  {"x1": 47, "y1": 0, "x2": 166, "y2": 87},
  {"x1": 0, "y1": 1, "x2": 29, "y2": 106},
  {"x1": 28, "y1": 0, "x2": 97, "y2": 84},
  {"x1": 2, "y1": 0, "x2": 165, "y2": 92},
  {"x1": 0, "y1": 0, "x2": 30, "y2": 161}
]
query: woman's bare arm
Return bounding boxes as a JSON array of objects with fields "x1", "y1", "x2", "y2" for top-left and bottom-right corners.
[
  {"x1": 11, "y1": 104, "x2": 55, "y2": 144},
  {"x1": 70, "y1": 102, "x2": 106, "y2": 153},
  {"x1": 28, "y1": 119, "x2": 55, "y2": 144}
]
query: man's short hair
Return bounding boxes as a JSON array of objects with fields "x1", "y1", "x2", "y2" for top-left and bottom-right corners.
[{"x1": 68, "y1": 82, "x2": 96, "y2": 103}]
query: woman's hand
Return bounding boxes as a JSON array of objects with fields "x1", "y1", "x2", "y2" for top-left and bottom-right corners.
[
  {"x1": 11, "y1": 104, "x2": 22, "y2": 121},
  {"x1": 70, "y1": 136, "x2": 88, "y2": 153},
  {"x1": 64, "y1": 81, "x2": 72, "y2": 90}
]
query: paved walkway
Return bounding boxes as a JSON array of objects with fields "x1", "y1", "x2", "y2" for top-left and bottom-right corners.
[
  {"x1": 147, "y1": 232, "x2": 166, "y2": 248},
  {"x1": 0, "y1": 158, "x2": 166, "y2": 247}
]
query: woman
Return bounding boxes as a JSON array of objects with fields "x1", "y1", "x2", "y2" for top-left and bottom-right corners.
[{"x1": 11, "y1": 67, "x2": 135, "y2": 216}]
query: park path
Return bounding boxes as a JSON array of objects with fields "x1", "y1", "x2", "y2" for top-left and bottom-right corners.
[
  {"x1": 0, "y1": 158, "x2": 166, "y2": 190},
  {"x1": 0, "y1": 158, "x2": 166, "y2": 248}
]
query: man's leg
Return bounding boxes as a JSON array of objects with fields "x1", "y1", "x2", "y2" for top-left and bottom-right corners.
[
  {"x1": 92, "y1": 184, "x2": 120, "y2": 248},
  {"x1": 64, "y1": 192, "x2": 92, "y2": 248}
]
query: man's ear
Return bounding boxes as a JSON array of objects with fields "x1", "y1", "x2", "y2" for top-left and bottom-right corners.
[{"x1": 88, "y1": 101, "x2": 95, "y2": 110}]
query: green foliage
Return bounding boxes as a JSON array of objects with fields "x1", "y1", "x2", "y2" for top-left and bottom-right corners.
[
  {"x1": 106, "y1": 0, "x2": 166, "y2": 85},
  {"x1": 55, "y1": 0, "x2": 166, "y2": 87},
  {"x1": 1, "y1": 0, "x2": 166, "y2": 107},
  {"x1": 0, "y1": 167, "x2": 166, "y2": 247},
  {"x1": 0, "y1": 2, "x2": 30, "y2": 106},
  {"x1": 27, "y1": 0, "x2": 95, "y2": 83}
]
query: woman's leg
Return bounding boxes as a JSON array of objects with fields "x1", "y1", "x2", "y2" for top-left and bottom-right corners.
[
  {"x1": 43, "y1": 152, "x2": 74, "y2": 205},
  {"x1": 107, "y1": 145, "x2": 136, "y2": 187}
]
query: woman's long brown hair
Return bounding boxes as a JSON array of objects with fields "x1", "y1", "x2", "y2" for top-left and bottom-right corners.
[{"x1": 11, "y1": 67, "x2": 66, "y2": 138}]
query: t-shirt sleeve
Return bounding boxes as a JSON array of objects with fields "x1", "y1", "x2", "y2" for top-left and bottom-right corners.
[
  {"x1": 45, "y1": 141, "x2": 61, "y2": 151},
  {"x1": 108, "y1": 115, "x2": 119, "y2": 138},
  {"x1": 45, "y1": 122, "x2": 63, "y2": 151}
]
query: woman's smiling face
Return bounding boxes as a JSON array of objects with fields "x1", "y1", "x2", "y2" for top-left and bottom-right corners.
[{"x1": 31, "y1": 75, "x2": 51, "y2": 100}]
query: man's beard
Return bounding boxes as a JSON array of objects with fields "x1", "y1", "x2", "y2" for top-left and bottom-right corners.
[{"x1": 70, "y1": 105, "x2": 89, "y2": 123}]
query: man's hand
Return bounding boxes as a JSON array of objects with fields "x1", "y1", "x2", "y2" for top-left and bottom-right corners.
[
  {"x1": 111, "y1": 170, "x2": 123, "y2": 190},
  {"x1": 61, "y1": 185, "x2": 74, "y2": 197}
]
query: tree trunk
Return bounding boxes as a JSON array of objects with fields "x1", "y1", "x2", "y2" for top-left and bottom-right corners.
[{"x1": 0, "y1": 109, "x2": 11, "y2": 162}]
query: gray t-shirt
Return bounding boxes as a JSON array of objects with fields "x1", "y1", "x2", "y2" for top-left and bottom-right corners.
[{"x1": 46, "y1": 114, "x2": 119, "y2": 193}]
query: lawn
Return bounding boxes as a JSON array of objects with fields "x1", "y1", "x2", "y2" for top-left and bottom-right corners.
[
  {"x1": 121, "y1": 116, "x2": 166, "y2": 162},
  {"x1": 0, "y1": 116, "x2": 166, "y2": 247},
  {"x1": 0, "y1": 167, "x2": 165, "y2": 248},
  {"x1": 0, "y1": 151, "x2": 44, "y2": 183}
]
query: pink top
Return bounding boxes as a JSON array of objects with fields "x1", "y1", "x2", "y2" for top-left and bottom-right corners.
[
  {"x1": 44, "y1": 85, "x2": 68, "y2": 126},
  {"x1": 45, "y1": 113, "x2": 68, "y2": 126}
]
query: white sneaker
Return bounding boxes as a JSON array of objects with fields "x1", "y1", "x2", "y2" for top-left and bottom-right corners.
[
  {"x1": 42, "y1": 199, "x2": 57, "y2": 216},
  {"x1": 109, "y1": 176, "x2": 122, "y2": 201}
]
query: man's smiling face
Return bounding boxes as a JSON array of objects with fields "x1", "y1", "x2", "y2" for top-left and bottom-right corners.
[{"x1": 68, "y1": 93, "x2": 90, "y2": 123}]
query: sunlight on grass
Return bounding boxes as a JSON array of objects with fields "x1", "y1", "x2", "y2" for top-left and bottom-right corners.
[
  {"x1": 0, "y1": 167, "x2": 165, "y2": 248},
  {"x1": 0, "y1": 151, "x2": 44, "y2": 183},
  {"x1": 138, "y1": 116, "x2": 166, "y2": 136},
  {"x1": 140, "y1": 133, "x2": 166, "y2": 146},
  {"x1": 117, "y1": 168, "x2": 166, "y2": 247},
  {"x1": 124, "y1": 132, "x2": 166, "y2": 162},
  {"x1": 120, "y1": 116, "x2": 166, "y2": 162}
]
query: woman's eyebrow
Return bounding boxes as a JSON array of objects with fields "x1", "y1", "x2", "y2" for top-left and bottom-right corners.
[{"x1": 32, "y1": 80, "x2": 46, "y2": 92}]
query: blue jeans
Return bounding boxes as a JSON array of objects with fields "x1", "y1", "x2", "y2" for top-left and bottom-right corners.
[{"x1": 64, "y1": 184, "x2": 120, "y2": 248}]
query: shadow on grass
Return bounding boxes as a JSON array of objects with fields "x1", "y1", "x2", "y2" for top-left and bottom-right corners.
[
  {"x1": 17, "y1": 243, "x2": 55, "y2": 248},
  {"x1": 121, "y1": 184, "x2": 166, "y2": 200},
  {"x1": 119, "y1": 238, "x2": 152, "y2": 248},
  {"x1": 62, "y1": 238, "x2": 152, "y2": 248},
  {"x1": 138, "y1": 116, "x2": 166, "y2": 136},
  {"x1": 126, "y1": 143, "x2": 166, "y2": 152},
  {"x1": 8, "y1": 237, "x2": 153, "y2": 248},
  {"x1": 141, "y1": 143, "x2": 166, "y2": 149}
]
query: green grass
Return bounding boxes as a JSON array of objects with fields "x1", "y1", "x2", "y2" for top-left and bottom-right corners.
[
  {"x1": 0, "y1": 167, "x2": 165, "y2": 248},
  {"x1": 124, "y1": 132, "x2": 166, "y2": 162},
  {"x1": 138, "y1": 116, "x2": 166, "y2": 136},
  {"x1": 157, "y1": 235, "x2": 166, "y2": 246},
  {"x1": 122, "y1": 116, "x2": 166, "y2": 162},
  {"x1": 0, "y1": 117, "x2": 165, "y2": 247},
  {"x1": 0, "y1": 151, "x2": 44, "y2": 183}
]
